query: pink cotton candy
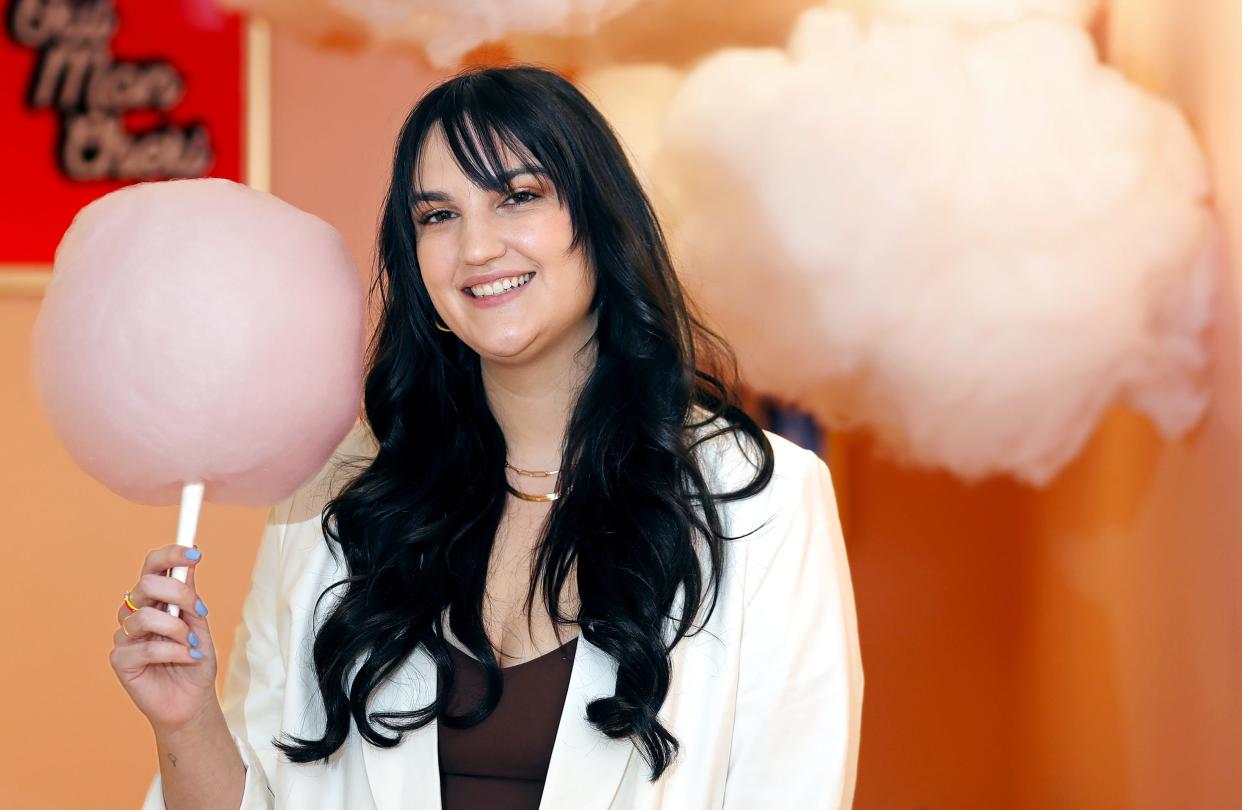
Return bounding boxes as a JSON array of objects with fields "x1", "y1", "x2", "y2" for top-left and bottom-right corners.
[{"x1": 31, "y1": 178, "x2": 366, "y2": 507}]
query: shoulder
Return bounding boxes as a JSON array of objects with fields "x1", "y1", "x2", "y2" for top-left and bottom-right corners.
[
  {"x1": 686, "y1": 403, "x2": 826, "y2": 503},
  {"x1": 687, "y1": 406, "x2": 840, "y2": 607},
  {"x1": 274, "y1": 419, "x2": 380, "y2": 526},
  {"x1": 261, "y1": 420, "x2": 379, "y2": 590}
]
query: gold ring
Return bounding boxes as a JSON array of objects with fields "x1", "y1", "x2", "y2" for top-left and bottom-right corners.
[
  {"x1": 122, "y1": 591, "x2": 140, "y2": 613},
  {"x1": 122, "y1": 611, "x2": 140, "y2": 638}
]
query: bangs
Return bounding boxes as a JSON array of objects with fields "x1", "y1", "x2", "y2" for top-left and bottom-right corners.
[
  {"x1": 412, "y1": 92, "x2": 572, "y2": 203},
  {"x1": 396, "y1": 67, "x2": 607, "y2": 259}
]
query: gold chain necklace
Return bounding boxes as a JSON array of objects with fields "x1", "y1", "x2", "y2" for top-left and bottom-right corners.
[{"x1": 505, "y1": 460, "x2": 564, "y2": 502}]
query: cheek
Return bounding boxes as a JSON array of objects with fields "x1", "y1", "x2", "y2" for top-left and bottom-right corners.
[
  {"x1": 554, "y1": 255, "x2": 596, "y2": 318},
  {"x1": 416, "y1": 238, "x2": 455, "y2": 286},
  {"x1": 541, "y1": 231, "x2": 592, "y2": 297},
  {"x1": 576, "y1": 262, "x2": 597, "y2": 307},
  {"x1": 511, "y1": 208, "x2": 576, "y2": 257}
]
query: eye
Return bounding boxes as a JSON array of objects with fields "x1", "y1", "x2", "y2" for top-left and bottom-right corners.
[
  {"x1": 504, "y1": 189, "x2": 539, "y2": 206},
  {"x1": 417, "y1": 209, "x2": 455, "y2": 226}
]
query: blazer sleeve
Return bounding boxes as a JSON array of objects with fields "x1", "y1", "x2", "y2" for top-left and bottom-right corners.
[
  {"x1": 722, "y1": 448, "x2": 865, "y2": 809},
  {"x1": 140, "y1": 497, "x2": 293, "y2": 810}
]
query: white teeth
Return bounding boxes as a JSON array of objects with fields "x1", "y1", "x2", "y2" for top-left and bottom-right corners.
[{"x1": 469, "y1": 273, "x2": 532, "y2": 298}]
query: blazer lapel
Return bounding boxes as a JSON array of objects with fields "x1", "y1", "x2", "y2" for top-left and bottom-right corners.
[
  {"x1": 538, "y1": 631, "x2": 636, "y2": 809},
  {"x1": 361, "y1": 642, "x2": 442, "y2": 810},
  {"x1": 361, "y1": 618, "x2": 634, "y2": 810}
]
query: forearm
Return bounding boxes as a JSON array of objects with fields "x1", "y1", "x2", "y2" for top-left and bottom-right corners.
[{"x1": 153, "y1": 704, "x2": 246, "y2": 810}]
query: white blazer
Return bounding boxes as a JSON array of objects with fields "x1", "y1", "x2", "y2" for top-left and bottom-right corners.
[{"x1": 142, "y1": 413, "x2": 864, "y2": 809}]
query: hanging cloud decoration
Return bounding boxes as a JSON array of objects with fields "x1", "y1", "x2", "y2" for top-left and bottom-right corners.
[
  {"x1": 582, "y1": 3, "x2": 1216, "y2": 485},
  {"x1": 509, "y1": 0, "x2": 823, "y2": 70},
  {"x1": 832, "y1": 0, "x2": 1099, "y2": 27},
  {"x1": 218, "y1": 0, "x2": 641, "y2": 66}
]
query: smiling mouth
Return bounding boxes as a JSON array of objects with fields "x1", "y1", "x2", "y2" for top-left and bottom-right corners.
[{"x1": 463, "y1": 272, "x2": 535, "y2": 298}]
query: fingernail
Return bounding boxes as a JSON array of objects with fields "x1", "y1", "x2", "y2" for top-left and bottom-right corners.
[
  {"x1": 195, "y1": 598, "x2": 208, "y2": 617},
  {"x1": 190, "y1": 649, "x2": 205, "y2": 659},
  {"x1": 188, "y1": 631, "x2": 200, "y2": 647},
  {"x1": 184, "y1": 548, "x2": 201, "y2": 561}
]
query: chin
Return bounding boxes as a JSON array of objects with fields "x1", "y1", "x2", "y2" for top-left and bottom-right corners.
[{"x1": 474, "y1": 329, "x2": 540, "y2": 362}]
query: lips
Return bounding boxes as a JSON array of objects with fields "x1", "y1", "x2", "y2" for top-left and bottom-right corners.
[
  {"x1": 459, "y1": 269, "x2": 536, "y2": 291},
  {"x1": 460, "y1": 270, "x2": 535, "y2": 308},
  {"x1": 465, "y1": 272, "x2": 534, "y2": 298}
]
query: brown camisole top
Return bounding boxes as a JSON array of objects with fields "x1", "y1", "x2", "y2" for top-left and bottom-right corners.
[{"x1": 437, "y1": 636, "x2": 579, "y2": 809}]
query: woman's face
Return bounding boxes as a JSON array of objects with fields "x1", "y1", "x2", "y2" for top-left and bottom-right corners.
[{"x1": 412, "y1": 126, "x2": 597, "y2": 366}]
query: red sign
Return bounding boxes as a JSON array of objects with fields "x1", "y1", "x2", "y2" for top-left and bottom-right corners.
[{"x1": 1, "y1": 0, "x2": 248, "y2": 266}]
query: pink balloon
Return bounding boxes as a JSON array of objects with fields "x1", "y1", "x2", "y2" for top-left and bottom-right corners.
[{"x1": 31, "y1": 178, "x2": 366, "y2": 507}]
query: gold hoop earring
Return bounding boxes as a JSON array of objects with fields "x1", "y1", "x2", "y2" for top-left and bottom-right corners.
[{"x1": 434, "y1": 320, "x2": 452, "y2": 333}]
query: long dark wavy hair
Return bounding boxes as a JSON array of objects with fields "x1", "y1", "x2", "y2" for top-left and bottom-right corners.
[{"x1": 273, "y1": 64, "x2": 775, "y2": 781}]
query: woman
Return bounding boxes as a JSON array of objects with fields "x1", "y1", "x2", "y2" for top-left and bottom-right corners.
[{"x1": 112, "y1": 64, "x2": 863, "y2": 809}]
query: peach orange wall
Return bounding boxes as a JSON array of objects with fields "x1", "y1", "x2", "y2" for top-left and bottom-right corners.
[
  {"x1": 1020, "y1": 1, "x2": 1242, "y2": 806},
  {"x1": 843, "y1": 2, "x2": 1241, "y2": 808}
]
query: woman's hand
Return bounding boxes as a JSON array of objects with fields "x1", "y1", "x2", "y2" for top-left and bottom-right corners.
[{"x1": 109, "y1": 544, "x2": 220, "y2": 734}]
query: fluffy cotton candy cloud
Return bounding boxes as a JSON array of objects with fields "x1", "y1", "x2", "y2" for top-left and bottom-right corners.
[
  {"x1": 510, "y1": 0, "x2": 822, "y2": 70},
  {"x1": 219, "y1": 0, "x2": 640, "y2": 66},
  {"x1": 592, "y1": 7, "x2": 1214, "y2": 485},
  {"x1": 831, "y1": 0, "x2": 1099, "y2": 27}
]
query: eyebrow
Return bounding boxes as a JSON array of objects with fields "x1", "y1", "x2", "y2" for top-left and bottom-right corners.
[{"x1": 411, "y1": 166, "x2": 551, "y2": 206}]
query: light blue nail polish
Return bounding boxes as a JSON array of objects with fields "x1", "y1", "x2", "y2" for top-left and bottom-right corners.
[
  {"x1": 185, "y1": 548, "x2": 201, "y2": 561},
  {"x1": 188, "y1": 631, "x2": 200, "y2": 647},
  {"x1": 190, "y1": 649, "x2": 205, "y2": 659},
  {"x1": 195, "y1": 598, "x2": 208, "y2": 617}
]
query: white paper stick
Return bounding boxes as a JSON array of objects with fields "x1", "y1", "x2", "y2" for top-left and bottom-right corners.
[{"x1": 165, "y1": 481, "x2": 204, "y2": 619}]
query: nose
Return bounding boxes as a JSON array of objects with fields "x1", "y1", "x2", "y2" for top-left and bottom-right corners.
[{"x1": 458, "y1": 209, "x2": 506, "y2": 267}]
